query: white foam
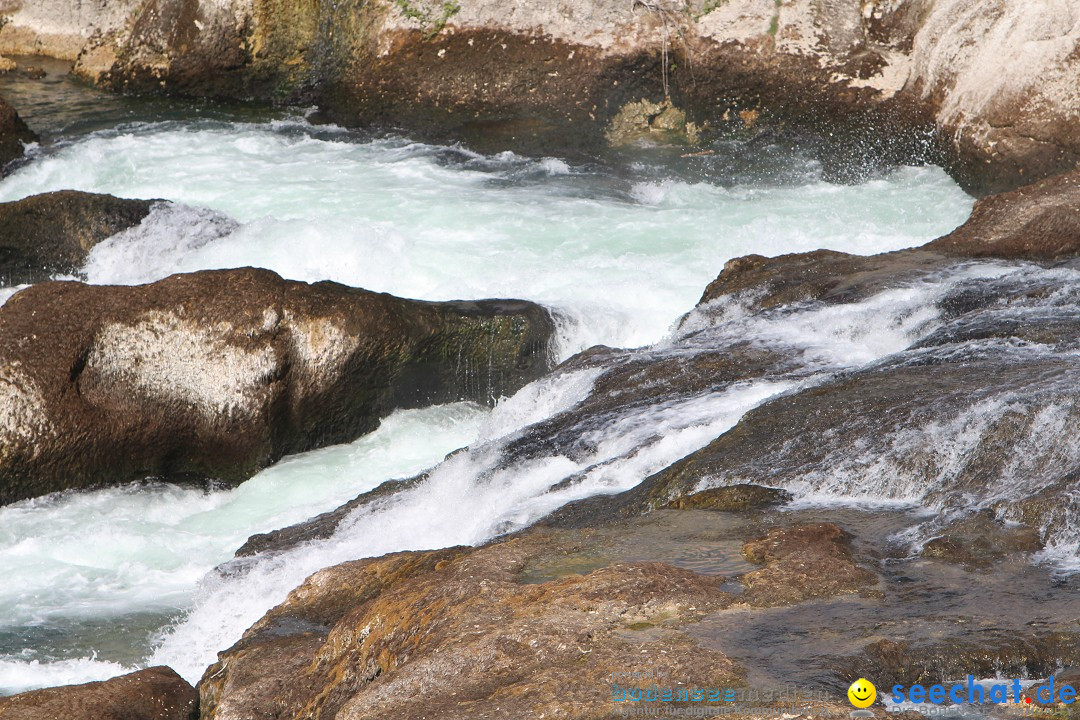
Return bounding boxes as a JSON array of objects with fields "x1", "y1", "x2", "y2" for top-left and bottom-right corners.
[
  {"x1": 0, "y1": 656, "x2": 134, "y2": 695},
  {"x1": 0, "y1": 404, "x2": 485, "y2": 694},
  {"x1": 148, "y1": 377, "x2": 795, "y2": 682}
]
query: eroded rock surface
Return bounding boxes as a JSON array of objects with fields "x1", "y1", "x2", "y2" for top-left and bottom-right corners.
[
  {"x1": 0, "y1": 268, "x2": 554, "y2": 503},
  {"x1": 200, "y1": 532, "x2": 740, "y2": 720}
]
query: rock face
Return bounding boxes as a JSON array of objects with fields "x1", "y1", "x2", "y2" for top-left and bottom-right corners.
[
  {"x1": 1, "y1": 0, "x2": 1076, "y2": 190},
  {"x1": 0, "y1": 666, "x2": 198, "y2": 720},
  {"x1": 0, "y1": 93, "x2": 35, "y2": 170},
  {"x1": 0, "y1": 267, "x2": 554, "y2": 504},
  {"x1": 907, "y1": 0, "x2": 1080, "y2": 194},
  {"x1": 200, "y1": 532, "x2": 740, "y2": 720},
  {"x1": 0, "y1": 191, "x2": 156, "y2": 284}
]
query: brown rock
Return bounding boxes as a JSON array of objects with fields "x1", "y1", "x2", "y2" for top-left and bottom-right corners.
[
  {"x1": 667, "y1": 484, "x2": 792, "y2": 512},
  {"x1": 0, "y1": 268, "x2": 554, "y2": 504},
  {"x1": 840, "y1": 634, "x2": 1080, "y2": 690},
  {"x1": 694, "y1": 249, "x2": 952, "y2": 311},
  {"x1": 6, "y1": 0, "x2": 1080, "y2": 190},
  {"x1": 0, "y1": 191, "x2": 156, "y2": 284},
  {"x1": 925, "y1": 169, "x2": 1080, "y2": 261},
  {"x1": 0, "y1": 93, "x2": 35, "y2": 170},
  {"x1": 0, "y1": 666, "x2": 198, "y2": 720},
  {"x1": 739, "y1": 523, "x2": 878, "y2": 607},
  {"x1": 920, "y1": 511, "x2": 1043, "y2": 568},
  {"x1": 200, "y1": 533, "x2": 740, "y2": 720}
]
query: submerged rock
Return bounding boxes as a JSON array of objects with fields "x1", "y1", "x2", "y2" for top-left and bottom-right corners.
[
  {"x1": 739, "y1": 523, "x2": 878, "y2": 607},
  {"x1": 0, "y1": 191, "x2": 156, "y2": 284},
  {"x1": 0, "y1": 268, "x2": 554, "y2": 504},
  {"x1": 0, "y1": 93, "x2": 35, "y2": 170},
  {"x1": 920, "y1": 511, "x2": 1043, "y2": 568},
  {"x1": 200, "y1": 532, "x2": 740, "y2": 720},
  {"x1": 0, "y1": 666, "x2": 198, "y2": 720},
  {"x1": 839, "y1": 634, "x2": 1080, "y2": 690}
]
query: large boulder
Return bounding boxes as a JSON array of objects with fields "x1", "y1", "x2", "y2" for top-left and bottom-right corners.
[
  {"x1": 199, "y1": 532, "x2": 739, "y2": 720},
  {"x1": 0, "y1": 94, "x2": 35, "y2": 170},
  {"x1": 0, "y1": 666, "x2": 198, "y2": 720},
  {"x1": 907, "y1": 0, "x2": 1080, "y2": 194},
  {"x1": 0, "y1": 267, "x2": 554, "y2": 504},
  {"x1": 0, "y1": 191, "x2": 156, "y2": 284}
]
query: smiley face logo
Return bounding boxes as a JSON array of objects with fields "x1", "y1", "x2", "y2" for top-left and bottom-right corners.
[{"x1": 848, "y1": 678, "x2": 876, "y2": 708}]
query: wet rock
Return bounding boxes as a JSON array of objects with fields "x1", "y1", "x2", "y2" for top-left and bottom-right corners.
[
  {"x1": 738, "y1": 523, "x2": 878, "y2": 607},
  {"x1": 200, "y1": 532, "x2": 740, "y2": 720},
  {"x1": 632, "y1": 351, "x2": 1080, "y2": 527},
  {"x1": 0, "y1": 666, "x2": 198, "y2": 720},
  {"x1": 234, "y1": 475, "x2": 423, "y2": 557},
  {"x1": 921, "y1": 511, "x2": 1043, "y2": 568},
  {"x1": 0, "y1": 191, "x2": 156, "y2": 284},
  {"x1": 0, "y1": 268, "x2": 555, "y2": 504},
  {"x1": 693, "y1": 249, "x2": 951, "y2": 311},
  {"x1": 0, "y1": 93, "x2": 35, "y2": 170},
  {"x1": 839, "y1": 634, "x2": 1080, "y2": 690},
  {"x1": 926, "y1": 170, "x2": 1080, "y2": 262},
  {"x1": 5, "y1": 0, "x2": 1078, "y2": 189},
  {"x1": 667, "y1": 484, "x2": 792, "y2": 512},
  {"x1": 606, "y1": 98, "x2": 702, "y2": 147}
]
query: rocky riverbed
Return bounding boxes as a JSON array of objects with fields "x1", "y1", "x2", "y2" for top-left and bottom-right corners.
[{"x1": 0, "y1": 2, "x2": 1077, "y2": 718}]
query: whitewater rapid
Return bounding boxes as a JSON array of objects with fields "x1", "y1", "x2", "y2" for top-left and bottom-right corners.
[
  {"x1": 0, "y1": 120, "x2": 971, "y2": 354},
  {"x1": 0, "y1": 118, "x2": 976, "y2": 693}
]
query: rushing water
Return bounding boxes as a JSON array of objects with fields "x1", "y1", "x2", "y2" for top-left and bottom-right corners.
[{"x1": 0, "y1": 68, "x2": 982, "y2": 693}]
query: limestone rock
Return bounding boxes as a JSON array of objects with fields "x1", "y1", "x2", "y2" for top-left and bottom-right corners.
[{"x1": 4, "y1": 0, "x2": 1075, "y2": 190}]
